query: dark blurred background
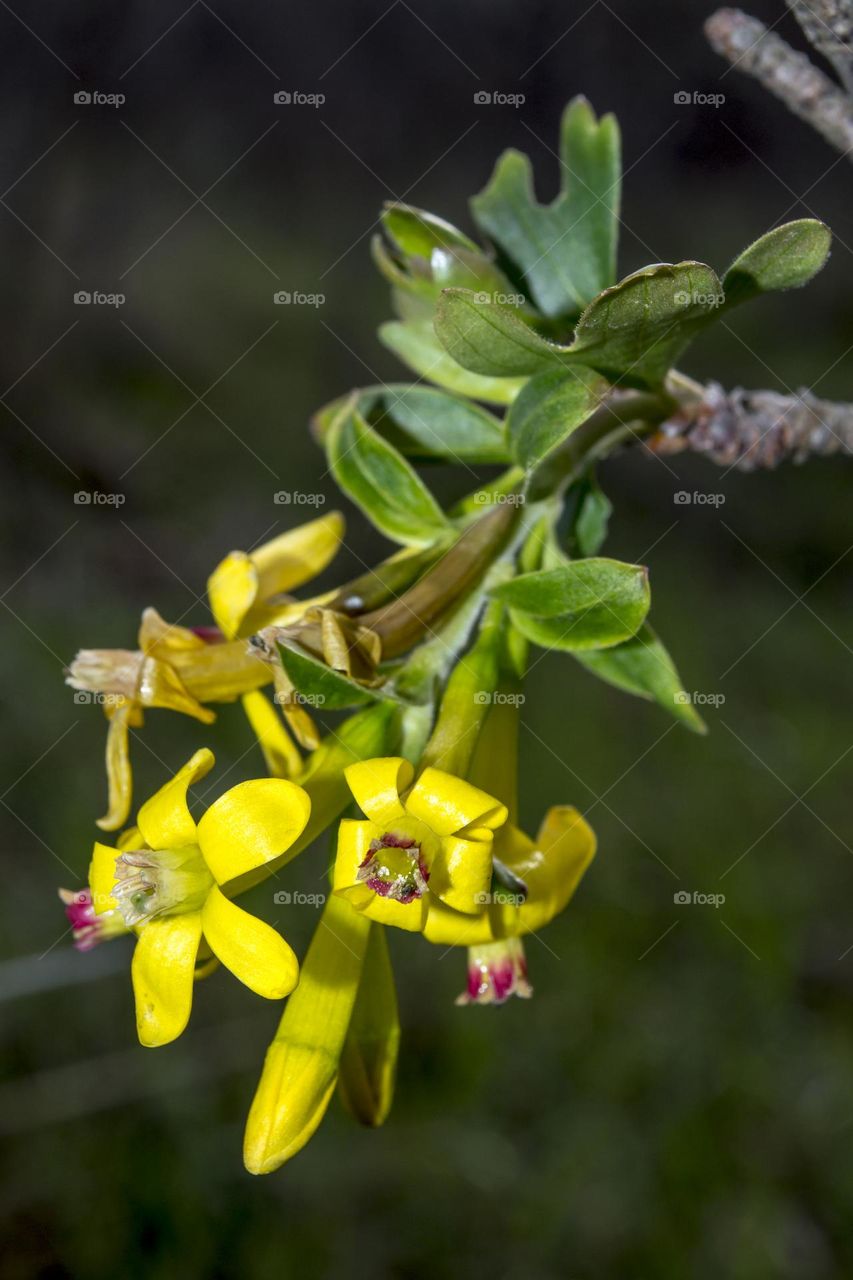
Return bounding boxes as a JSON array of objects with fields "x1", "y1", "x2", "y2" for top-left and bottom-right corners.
[{"x1": 1, "y1": 1, "x2": 851, "y2": 1276}]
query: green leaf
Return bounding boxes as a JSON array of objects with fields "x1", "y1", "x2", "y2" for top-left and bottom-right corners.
[
  {"x1": 568, "y1": 473, "x2": 612, "y2": 556},
  {"x1": 435, "y1": 261, "x2": 724, "y2": 389},
  {"x1": 493, "y1": 558, "x2": 650, "y2": 651},
  {"x1": 570, "y1": 261, "x2": 724, "y2": 387},
  {"x1": 276, "y1": 641, "x2": 381, "y2": 711},
  {"x1": 326, "y1": 403, "x2": 451, "y2": 546},
  {"x1": 312, "y1": 385, "x2": 508, "y2": 463},
  {"x1": 433, "y1": 289, "x2": 570, "y2": 378},
  {"x1": 472, "y1": 97, "x2": 621, "y2": 318},
  {"x1": 722, "y1": 218, "x2": 832, "y2": 307},
  {"x1": 378, "y1": 320, "x2": 525, "y2": 405},
  {"x1": 506, "y1": 367, "x2": 602, "y2": 470},
  {"x1": 574, "y1": 623, "x2": 706, "y2": 732},
  {"x1": 379, "y1": 385, "x2": 507, "y2": 462},
  {"x1": 381, "y1": 202, "x2": 479, "y2": 257}
]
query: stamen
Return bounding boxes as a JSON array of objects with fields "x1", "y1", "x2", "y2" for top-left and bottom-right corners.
[{"x1": 356, "y1": 832, "x2": 430, "y2": 904}]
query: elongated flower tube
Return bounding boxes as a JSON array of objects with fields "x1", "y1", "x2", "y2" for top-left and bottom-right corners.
[
  {"x1": 244, "y1": 892, "x2": 372, "y2": 1174},
  {"x1": 68, "y1": 609, "x2": 270, "y2": 831},
  {"x1": 333, "y1": 756, "x2": 508, "y2": 932},
  {"x1": 88, "y1": 748, "x2": 311, "y2": 1047},
  {"x1": 337, "y1": 923, "x2": 400, "y2": 1127}
]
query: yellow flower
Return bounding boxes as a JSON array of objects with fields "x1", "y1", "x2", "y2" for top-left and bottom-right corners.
[
  {"x1": 68, "y1": 609, "x2": 270, "y2": 831},
  {"x1": 68, "y1": 513, "x2": 345, "y2": 828},
  {"x1": 333, "y1": 756, "x2": 508, "y2": 932},
  {"x1": 244, "y1": 892, "x2": 372, "y2": 1174},
  {"x1": 422, "y1": 805, "x2": 597, "y2": 1003},
  {"x1": 207, "y1": 511, "x2": 344, "y2": 641},
  {"x1": 207, "y1": 511, "x2": 345, "y2": 756},
  {"x1": 89, "y1": 748, "x2": 311, "y2": 1048}
]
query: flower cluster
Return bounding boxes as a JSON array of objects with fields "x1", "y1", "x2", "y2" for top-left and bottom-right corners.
[{"x1": 63, "y1": 510, "x2": 597, "y2": 1173}]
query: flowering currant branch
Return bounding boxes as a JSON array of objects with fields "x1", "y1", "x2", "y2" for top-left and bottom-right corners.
[{"x1": 62, "y1": 94, "x2": 841, "y2": 1174}]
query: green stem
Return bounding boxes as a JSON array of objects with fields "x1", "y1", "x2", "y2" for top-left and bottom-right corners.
[{"x1": 526, "y1": 388, "x2": 678, "y2": 501}]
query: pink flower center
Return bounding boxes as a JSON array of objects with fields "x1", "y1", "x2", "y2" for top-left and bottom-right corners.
[{"x1": 356, "y1": 832, "x2": 430, "y2": 904}]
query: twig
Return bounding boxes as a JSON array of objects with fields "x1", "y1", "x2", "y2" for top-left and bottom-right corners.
[
  {"x1": 705, "y1": 8, "x2": 853, "y2": 158},
  {"x1": 652, "y1": 381, "x2": 853, "y2": 469},
  {"x1": 786, "y1": 0, "x2": 853, "y2": 96}
]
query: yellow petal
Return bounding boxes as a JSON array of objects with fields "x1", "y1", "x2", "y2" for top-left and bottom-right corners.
[
  {"x1": 344, "y1": 757, "x2": 413, "y2": 826},
  {"x1": 421, "y1": 901, "x2": 493, "y2": 947},
  {"x1": 207, "y1": 551, "x2": 259, "y2": 641},
  {"x1": 116, "y1": 824, "x2": 144, "y2": 852},
  {"x1": 202, "y1": 885, "x2": 298, "y2": 998},
  {"x1": 137, "y1": 655, "x2": 217, "y2": 722},
  {"x1": 422, "y1": 807, "x2": 597, "y2": 946},
  {"x1": 501, "y1": 806, "x2": 597, "y2": 935},
  {"x1": 89, "y1": 841, "x2": 119, "y2": 914},
  {"x1": 281, "y1": 701, "x2": 320, "y2": 751},
  {"x1": 405, "y1": 767, "x2": 507, "y2": 837},
  {"x1": 196, "y1": 777, "x2": 311, "y2": 885},
  {"x1": 136, "y1": 748, "x2": 215, "y2": 851},
  {"x1": 429, "y1": 834, "x2": 494, "y2": 914},
  {"x1": 131, "y1": 912, "x2": 203, "y2": 1047},
  {"x1": 334, "y1": 885, "x2": 429, "y2": 934},
  {"x1": 338, "y1": 924, "x2": 399, "y2": 1127},
  {"x1": 138, "y1": 606, "x2": 208, "y2": 655},
  {"x1": 251, "y1": 511, "x2": 344, "y2": 599},
  {"x1": 243, "y1": 891, "x2": 369, "y2": 1175},
  {"x1": 241, "y1": 690, "x2": 302, "y2": 778},
  {"x1": 95, "y1": 701, "x2": 134, "y2": 832}
]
